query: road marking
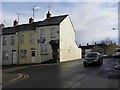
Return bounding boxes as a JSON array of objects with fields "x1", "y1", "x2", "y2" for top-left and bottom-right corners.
[{"x1": 2, "y1": 73, "x2": 29, "y2": 87}]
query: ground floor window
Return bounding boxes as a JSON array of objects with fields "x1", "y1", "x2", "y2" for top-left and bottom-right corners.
[
  {"x1": 31, "y1": 48, "x2": 35, "y2": 57},
  {"x1": 40, "y1": 44, "x2": 48, "y2": 55},
  {"x1": 20, "y1": 50, "x2": 27, "y2": 58},
  {"x1": 2, "y1": 51, "x2": 9, "y2": 60}
]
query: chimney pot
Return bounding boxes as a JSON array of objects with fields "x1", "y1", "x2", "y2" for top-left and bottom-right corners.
[
  {"x1": 46, "y1": 11, "x2": 51, "y2": 19},
  {"x1": 95, "y1": 42, "x2": 96, "y2": 45},
  {"x1": 13, "y1": 20, "x2": 18, "y2": 26},
  {"x1": 87, "y1": 43, "x2": 89, "y2": 46},
  {"x1": 29, "y1": 17, "x2": 34, "y2": 23}
]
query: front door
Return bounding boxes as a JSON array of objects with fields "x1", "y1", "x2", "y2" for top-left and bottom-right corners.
[
  {"x1": 12, "y1": 50, "x2": 16, "y2": 64},
  {"x1": 52, "y1": 46, "x2": 59, "y2": 63},
  {"x1": 31, "y1": 48, "x2": 36, "y2": 63},
  {"x1": 49, "y1": 40, "x2": 59, "y2": 63}
]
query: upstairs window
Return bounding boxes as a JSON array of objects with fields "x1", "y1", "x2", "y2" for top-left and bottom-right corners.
[
  {"x1": 40, "y1": 28, "x2": 45, "y2": 43},
  {"x1": 20, "y1": 35, "x2": 24, "y2": 44},
  {"x1": 51, "y1": 27, "x2": 56, "y2": 38},
  {"x1": 40, "y1": 28, "x2": 45, "y2": 38},
  {"x1": 11, "y1": 36, "x2": 15, "y2": 45},
  {"x1": 30, "y1": 33, "x2": 35, "y2": 43},
  {"x1": 3, "y1": 37, "x2": 6, "y2": 45}
]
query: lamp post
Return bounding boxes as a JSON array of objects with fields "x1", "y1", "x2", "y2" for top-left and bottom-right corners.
[
  {"x1": 16, "y1": 32, "x2": 19, "y2": 64},
  {"x1": 112, "y1": 27, "x2": 120, "y2": 45}
]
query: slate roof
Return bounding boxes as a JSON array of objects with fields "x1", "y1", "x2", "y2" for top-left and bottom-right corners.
[
  {"x1": 2, "y1": 15, "x2": 68, "y2": 35},
  {"x1": 38, "y1": 15, "x2": 68, "y2": 27}
]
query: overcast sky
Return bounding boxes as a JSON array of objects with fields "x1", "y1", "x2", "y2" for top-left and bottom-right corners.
[{"x1": 1, "y1": 0, "x2": 119, "y2": 45}]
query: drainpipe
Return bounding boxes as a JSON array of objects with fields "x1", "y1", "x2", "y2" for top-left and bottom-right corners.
[{"x1": 16, "y1": 32, "x2": 19, "y2": 64}]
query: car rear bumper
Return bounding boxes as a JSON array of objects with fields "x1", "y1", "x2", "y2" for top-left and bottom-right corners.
[{"x1": 83, "y1": 61, "x2": 99, "y2": 65}]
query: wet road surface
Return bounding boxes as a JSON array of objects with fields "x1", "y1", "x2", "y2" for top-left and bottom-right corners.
[{"x1": 2, "y1": 58, "x2": 120, "y2": 88}]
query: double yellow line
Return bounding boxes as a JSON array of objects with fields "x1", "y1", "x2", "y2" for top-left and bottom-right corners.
[{"x1": 2, "y1": 73, "x2": 29, "y2": 87}]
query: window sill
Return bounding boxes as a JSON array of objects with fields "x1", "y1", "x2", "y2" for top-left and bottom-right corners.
[
  {"x1": 40, "y1": 54, "x2": 48, "y2": 55},
  {"x1": 51, "y1": 37, "x2": 56, "y2": 38}
]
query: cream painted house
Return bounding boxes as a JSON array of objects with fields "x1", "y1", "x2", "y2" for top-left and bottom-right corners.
[{"x1": 36, "y1": 12, "x2": 82, "y2": 63}]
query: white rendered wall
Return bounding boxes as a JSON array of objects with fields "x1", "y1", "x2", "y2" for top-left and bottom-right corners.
[{"x1": 60, "y1": 16, "x2": 82, "y2": 62}]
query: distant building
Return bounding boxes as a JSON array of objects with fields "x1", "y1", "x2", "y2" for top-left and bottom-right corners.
[
  {"x1": 79, "y1": 43, "x2": 120, "y2": 57},
  {"x1": 2, "y1": 11, "x2": 82, "y2": 65}
]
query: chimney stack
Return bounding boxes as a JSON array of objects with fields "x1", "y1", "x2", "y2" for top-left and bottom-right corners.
[
  {"x1": 13, "y1": 20, "x2": 18, "y2": 27},
  {"x1": 46, "y1": 11, "x2": 51, "y2": 19},
  {"x1": 29, "y1": 17, "x2": 34, "y2": 24},
  {"x1": 95, "y1": 42, "x2": 96, "y2": 45},
  {"x1": 87, "y1": 43, "x2": 89, "y2": 46}
]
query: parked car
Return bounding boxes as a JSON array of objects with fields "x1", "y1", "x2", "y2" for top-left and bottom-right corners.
[
  {"x1": 102, "y1": 54, "x2": 108, "y2": 58},
  {"x1": 114, "y1": 48, "x2": 120, "y2": 57},
  {"x1": 83, "y1": 52, "x2": 103, "y2": 67}
]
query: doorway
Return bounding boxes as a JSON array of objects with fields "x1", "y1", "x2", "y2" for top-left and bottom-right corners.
[
  {"x1": 12, "y1": 50, "x2": 16, "y2": 64},
  {"x1": 31, "y1": 48, "x2": 36, "y2": 63},
  {"x1": 49, "y1": 40, "x2": 59, "y2": 63}
]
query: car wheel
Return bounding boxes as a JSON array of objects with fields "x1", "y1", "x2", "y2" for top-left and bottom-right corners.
[
  {"x1": 84, "y1": 63, "x2": 88, "y2": 67},
  {"x1": 101, "y1": 60, "x2": 103, "y2": 64},
  {"x1": 98, "y1": 61, "x2": 101, "y2": 65}
]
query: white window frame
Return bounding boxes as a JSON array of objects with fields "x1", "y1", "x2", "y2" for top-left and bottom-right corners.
[
  {"x1": 51, "y1": 27, "x2": 56, "y2": 38},
  {"x1": 11, "y1": 36, "x2": 15, "y2": 45},
  {"x1": 40, "y1": 28, "x2": 45, "y2": 38},
  {"x1": 3, "y1": 36, "x2": 6, "y2": 45},
  {"x1": 30, "y1": 33, "x2": 35, "y2": 43},
  {"x1": 20, "y1": 50, "x2": 27, "y2": 58},
  {"x1": 20, "y1": 35, "x2": 24, "y2": 44}
]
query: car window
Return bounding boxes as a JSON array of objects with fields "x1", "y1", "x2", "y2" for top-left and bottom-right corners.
[{"x1": 86, "y1": 54, "x2": 98, "y2": 57}]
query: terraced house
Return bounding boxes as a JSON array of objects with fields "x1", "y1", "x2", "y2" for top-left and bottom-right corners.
[
  {"x1": 2, "y1": 22, "x2": 18, "y2": 65},
  {"x1": 2, "y1": 11, "x2": 82, "y2": 65}
]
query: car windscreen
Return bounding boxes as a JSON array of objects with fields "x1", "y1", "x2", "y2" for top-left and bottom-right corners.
[{"x1": 86, "y1": 54, "x2": 98, "y2": 58}]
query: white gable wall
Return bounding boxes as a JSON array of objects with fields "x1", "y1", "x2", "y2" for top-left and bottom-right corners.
[{"x1": 60, "y1": 16, "x2": 82, "y2": 62}]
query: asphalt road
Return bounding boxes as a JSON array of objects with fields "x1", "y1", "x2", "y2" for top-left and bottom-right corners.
[{"x1": 2, "y1": 58, "x2": 120, "y2": 88}]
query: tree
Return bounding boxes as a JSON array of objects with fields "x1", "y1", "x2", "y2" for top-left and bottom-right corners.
[{"x1": 100, "y1": 37, "x2": 114, "y2": 54}]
